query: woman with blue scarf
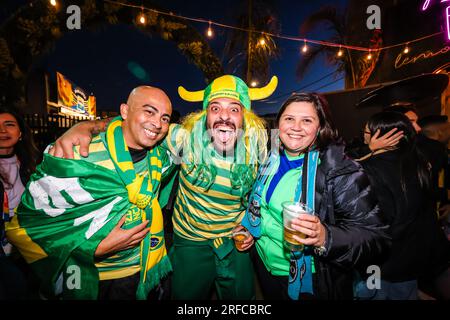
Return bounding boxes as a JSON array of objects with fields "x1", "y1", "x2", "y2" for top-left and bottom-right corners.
[{"x1": 241, "y1": 93, "x2": 390, "y2": 300}]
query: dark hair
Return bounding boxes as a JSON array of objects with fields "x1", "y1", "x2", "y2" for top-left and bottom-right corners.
[
  {"x1": 366, "y1": 111, "x2": 430, "y2": 191},
  {"x1": 276, "y1": 92, "x2": 339, "y2": 151},
  {"x1": 0, "y1": 107, "x2": 40, "y2": 185}
]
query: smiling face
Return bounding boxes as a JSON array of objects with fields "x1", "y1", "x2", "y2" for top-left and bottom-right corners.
[
  {"x1": 121, "y1": 86, "x2": 172, "y2": 149},
  {"x1": 0, "y1": 113, "x2": 22, "y2": 155},
  {"x1": 278, "y1": 101, "x2": 320, "y2": 156},
  {"x1": 206, "y1": 97, "x2": 244, "y2": 154}
]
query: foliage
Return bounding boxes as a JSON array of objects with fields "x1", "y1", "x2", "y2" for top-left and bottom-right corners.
[
  {"x1": 223, "y1": 0, "x2": 280, "y2": 85},
  {"x1": 0, "y1": 0, "x2": 224, "y2": 109},
  {"x1": 297, "y1": 5, "x2": 382, "y2": 89}
]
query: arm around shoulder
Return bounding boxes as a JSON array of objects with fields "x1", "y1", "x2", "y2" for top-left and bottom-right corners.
[{"x1": 49, "y1": 118, "x2": 112, "y2": 159}]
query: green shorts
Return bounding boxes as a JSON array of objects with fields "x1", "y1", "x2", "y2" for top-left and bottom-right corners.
[{"x1": 170, "y1": 234, "x2": 255, "y2": 300}]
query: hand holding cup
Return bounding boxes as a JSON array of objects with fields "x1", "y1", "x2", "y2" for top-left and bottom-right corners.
[
  {"x1": 232, "y1": 225, "x2": 254, "y2": 251},
  {"x1": 290, "y1": 212, "x2": 326, "y2": 248}
]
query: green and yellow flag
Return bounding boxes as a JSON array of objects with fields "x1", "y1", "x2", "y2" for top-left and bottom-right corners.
[{"x1": 6, "y1": 117, "x2": 172, "y2": 299}]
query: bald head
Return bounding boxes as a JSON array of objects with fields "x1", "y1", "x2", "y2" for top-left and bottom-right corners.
[
  {"x1": 127, "y1": 86, "x2": 172, "y2": 109},
  {"x1": 120, "y1": 85, "x2": 172, "y2": 149}
]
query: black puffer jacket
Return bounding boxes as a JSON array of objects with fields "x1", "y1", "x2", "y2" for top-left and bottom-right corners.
[
  {"x1": 311, "y1": 143, "x2": 391, "y2": 299},
  {"x1": 361, "y1": 150, "x2": 450, "y2": 282}
]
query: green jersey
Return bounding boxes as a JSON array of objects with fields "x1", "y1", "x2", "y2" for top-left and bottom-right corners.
[
  {"x1": 256, "y1": 153, "x2": 310, "y2": 276},
  {"x1": 163, "y1": 124, "x2": 246, "y2": 241}
]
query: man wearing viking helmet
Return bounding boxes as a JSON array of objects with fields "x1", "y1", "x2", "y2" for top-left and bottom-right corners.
[
  {"x1": 48, "y1": 75, "x2": 278, "y2": 299},
  {"x1": 166, "y1": 75, "x2": 277, "y2": 299}
]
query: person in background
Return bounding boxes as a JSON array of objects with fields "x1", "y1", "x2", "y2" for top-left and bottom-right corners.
[
  {"x1": 241, "y1": 93, "x2": 390, "y2": 300},
  {"x1": 416, "y1": 114, "x2": 450, "y2": 300},
  {"x1": 418, "y1": 115, "x2": 450, "y2": 219},
  {"x1": 355, "y1": 111, "x2": 449, "y2": 300},
  {"x1": 347, "y1": 102, "x2": 418, "y2": 162},
  {"x1": 360, "y1": 104, "x2": 447, "y2": 222},
  {"x1": 0, "y1": 106, "x2": 40, "y2": 299},
  {"x1": 345, "y1": 124, "x2": 404, "y2": 162}
]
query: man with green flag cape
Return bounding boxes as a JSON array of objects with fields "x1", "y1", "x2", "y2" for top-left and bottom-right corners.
[{"x1": 6, "y1": 86, "x2": 174, "y2": 300}]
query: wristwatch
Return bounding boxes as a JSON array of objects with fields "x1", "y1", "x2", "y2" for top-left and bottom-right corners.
[
  {"x1": 314, "y1": 244, "x2": 327, "y2": 256},
  {"x1": 314, "y1": 232, "x2": 328, "y2": 256}
]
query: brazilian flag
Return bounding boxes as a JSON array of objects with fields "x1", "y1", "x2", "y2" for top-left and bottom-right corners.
[{"x1": 6, "y1": 119, "x2": 174, "y2": 299}]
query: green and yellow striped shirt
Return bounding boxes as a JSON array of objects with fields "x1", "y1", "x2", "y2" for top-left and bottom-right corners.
[{"x1": 162, "y1": 124, "x2": 247, "y2": 241}]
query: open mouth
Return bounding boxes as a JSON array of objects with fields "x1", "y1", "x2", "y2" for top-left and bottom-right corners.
[
  {"x1": 213, "y1": 124, "x2": 236, "y2": 144},
  {"x1": 144, "y1": 128, "x2": 159, "y2": 139}
]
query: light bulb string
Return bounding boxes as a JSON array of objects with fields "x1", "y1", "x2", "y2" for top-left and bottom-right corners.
[{"x1": 104, "y1": 0, "x2": 444, "y2": 53}]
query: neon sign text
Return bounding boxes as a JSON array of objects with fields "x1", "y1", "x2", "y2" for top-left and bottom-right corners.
[
  {"x1": 422, "y1": 0, "x2": 450, "y2": 40},
  {"x1": 395, "y1": 46, "x2": 450, "y2": 69}
]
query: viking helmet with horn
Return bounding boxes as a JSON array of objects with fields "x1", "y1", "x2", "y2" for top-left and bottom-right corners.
[{"x1": 178, "y1": 75, "x2": 278, "y2": 110}]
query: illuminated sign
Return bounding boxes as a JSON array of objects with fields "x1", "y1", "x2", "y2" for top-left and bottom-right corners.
[
  {"x1": 422, "y1": 0, "x2": 450, "y2": 40},
  {"x1": 395, "y1": 45, "x2": 450, "y2": 69},
  {"x1": 57, "y1": 72, "x2": 96, "y2": 118}
]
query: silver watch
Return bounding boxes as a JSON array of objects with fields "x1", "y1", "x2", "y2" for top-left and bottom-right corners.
[
  {"x1": 315, "y1": 226, "x2": 329, "y2": 256},
  {"x1": 314, "y1": 245, "x2": 327, "y2": 256}
]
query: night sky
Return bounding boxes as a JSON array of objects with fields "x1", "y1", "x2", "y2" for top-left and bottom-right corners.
[{"x1": 2, "y1": 0, "x2": 348, "y2": 116}]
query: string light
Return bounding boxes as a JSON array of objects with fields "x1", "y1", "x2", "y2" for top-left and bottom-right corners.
[
  {"x1": 104, "y1": 0, "x2": 443, "y2": 55},
  {"x1": 138, "y1": 4, "x2": 145, "y2": 25},
  {"x1": 250, "y1": 81, "x2": 258, "y2": 87},
  {"x1": 259, "y1": 38, "x2": 266, "y2": 46},
  {"x1": 403, "y1": 45, "x2": 410, "y2": 54},
  {"x1": 207, "y1": 21, "x2": 213, "y2": 38},
  {"x1": 49, "y1": 0, "x2": 57, "y2": 6},
  {"x1": 139, "y1": 14, "x2": 146, "y2": 24},
  {"x1": 337, "y1": 46, "x2": 343, "y2": 57},
  {"x1": 302, "y1": 40, "x2": 308, "y2": 53}
]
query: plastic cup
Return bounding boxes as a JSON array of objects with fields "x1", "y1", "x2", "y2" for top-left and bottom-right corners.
[
  {"x1": 232, "y1": 228, "x2": 251, "y2": 251},
  {"x1": 282, "y1": 201, "x2": 313, "y2": 251}
]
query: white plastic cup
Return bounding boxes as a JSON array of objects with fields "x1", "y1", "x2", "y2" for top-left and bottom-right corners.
[{"x1": 282, "y1": 201, "x2": 314, "y2": 251}]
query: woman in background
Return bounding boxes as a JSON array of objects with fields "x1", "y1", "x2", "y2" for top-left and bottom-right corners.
[
  {"x1": 0, "y1": 106, "x2": 40, "y2": 299},
  {"x1": 356, "y1": 111, "x2": 449, "y2": 300}
]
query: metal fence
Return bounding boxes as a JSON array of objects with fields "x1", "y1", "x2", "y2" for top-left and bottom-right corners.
[{"x1": 24, "y1": 114, "x2": 84, "y2": 152}]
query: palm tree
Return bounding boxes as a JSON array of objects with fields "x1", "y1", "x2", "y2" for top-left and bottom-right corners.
[
  {"x1": 297, "y1": 5, "x2": 357, "y2": 88},
  {"x1": 0, "y1": 0, "x2": 224, "y2": 109},
  {"x1": 297, "y1": 5, "x2": 383, "y2": 89},
  {"x1": 223, "y1": 0, "x2": 280, "y2": 86}
]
